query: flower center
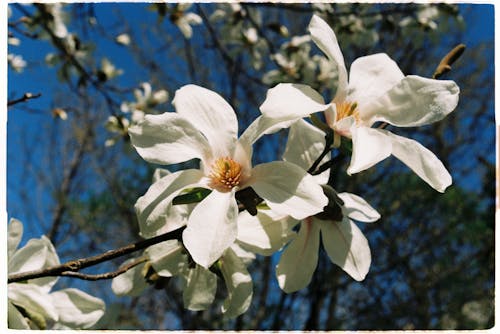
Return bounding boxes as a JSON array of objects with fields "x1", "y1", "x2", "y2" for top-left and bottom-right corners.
[
  {"x1": 335, "y1": 101, "x2": 360, "y2": 123},
  {"x1": 208, "y1": 157, "x2": 242, "y2": 191}
]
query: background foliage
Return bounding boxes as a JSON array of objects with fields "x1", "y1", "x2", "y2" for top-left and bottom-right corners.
[{"x1": 7, "y1": 2, "x2": 494, "y2": 330}]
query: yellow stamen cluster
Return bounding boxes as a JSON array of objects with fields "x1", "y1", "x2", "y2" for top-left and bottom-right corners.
[
  {"x1": 209, "y1": 157, "x2": 242, "y2": 191},
  {"x1": 335, "y1": 101, "x2": 360, "y2": 123}
]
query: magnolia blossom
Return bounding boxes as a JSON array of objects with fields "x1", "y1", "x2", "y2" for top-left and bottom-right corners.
[
  {"x1": 276, "y1": 120, "x2": 380, "y2": 292},
  {"x1": 260, "y1": 15, "x2": 460, "y2": 192},
  {"x1": 8, "y1": 218, "x2": 105, "y2": 329},
  {"x1": 112, "y1": 180, "x2": 255, "y2": 318},
  {"x1": 170, "y1": 3, "x2": 202, "y2": 39},
  {"x1": 128, "y1": 84, "x2": 328, "y2": 268}
]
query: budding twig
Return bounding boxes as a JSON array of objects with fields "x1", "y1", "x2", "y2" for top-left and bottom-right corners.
[
  {"x1": 433, "y1": 44, "x2": 466, "y2": 79},
  {"x1": 59, "y1": 256, "x2": 148, "y2": 281},
  {"x1": 7, "y1": 92, "x2": 42, "y2": 107},
  {"x1": 8, "y1": 228, "x2": 184, "y2": 283}
]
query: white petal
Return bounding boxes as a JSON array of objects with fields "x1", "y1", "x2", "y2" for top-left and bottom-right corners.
[
  {"x1": 259, "y1": 83, "x2": 328, "y2": 120},
  {"x1": 385, "y1": 130, "x2": 452, "y2": 192},
  {"x1": 338, "y1": 192, "x2": 380, "y2": 222},
  {"x1": 363, "y1": 75, "x2": 460, "y2": 127},
  {"x1": 182, "y1": 265, "x2": 217, "y2": 311},
  {"x1": 250, "y1": 161, "x2": 328, "y2": 220},
  {"x1": 229, "y1": 242, "x2": 256, "y2": 266},
  {"x1": 276, "y1": 219, "x2": 320, "y2": 293},
  {"x1": 308, "y1": 15, "x2": 348, "y2": 101},
  {"x1": 220, "y1": 247, "x2": 253, "y2": 318},
  {"x1": 236, "y1": 210, "x2": 298, "y2": 256},
  {"x1": 239, "y1": 115, "x2": 299, "y2": 148},
  {"x1": 177, "y1": 19, "x2": 193, "y2": 39},
  {"x1": 135, "y1": 169, "x2": 203, "y2": 238},
  {"x1": 8, "y1": 300, "x2": 30, "y2": 329},
  {"x1": 173, "y1": 84, "x2": 238, "y2": 158},
  {"x1": 111, "y1": 258, "x2": 148, "y2": 297},
  {"x1": 8, "y1": 283, "x2": 59, "y2": 322},
  {"x1": 348, "y1": 53, "x2": 404, "y2": 112},
  {"x1": 183, "y1": 190, "x2": 238, "y2": 268},
  {"x1": 347, "y1": 127, "x2": 392, "y2": 174},
  {"x1": 8, "y1": 236, "x2": 60, "y2": 292},
  {"x1": 146, "y1": 240, "x2": 188, "y2": 277},
  {"x1": 8, "y1": 218, "x2": 23, "y2": 258},
  {"x1": 129, "y1": 112, "x2": 211, "y2": 165},
  {"x1": 319, "y1": 218, "x2": 371, "y2": 281},
  {"x1": 50, "y1": 288, "x2": 105, "y2": 329},
  {"x1": 283, "y1": 119, "x2": 328, "y2": 172}
]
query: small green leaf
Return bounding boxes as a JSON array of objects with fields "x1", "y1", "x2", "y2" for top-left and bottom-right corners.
[{"x1": 172, "y1": 188, "x2": 212, "y2": 205}]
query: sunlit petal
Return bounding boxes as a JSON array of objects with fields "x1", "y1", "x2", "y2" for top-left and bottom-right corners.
[
  {"x1": 362, "y1": 75, "x2": 459, "y2": 127},
  {"x1": 338, "y1": 192, "x2": 380, "y2": 222},
  {"x1": 50, "y1": 288, "x2": 105, "y2": 329},
  {"x1": 309, "y1": 15, "x2": 348, "y2": 101},
  {"x1": 320, "y1": 218, "x2": 371, "y2": 281},
  {"x1": 250, "y1": 161, "x2": 328, "y2": 220},
  {"x1": 129, "y1": 112, "x2": 212, "y2": 165},
  {"x1": 385, "y1": 130, "x2": 452, "y2": 192},
  {"x1": 347, "y1": 127, "x2": 392, "y2": 174},
  {"x1": 183, "y1": 190, "x2": 238, "y2": 268},
  {"x1": 276, "y1": 219, "x2": 320, "y2": 292},
  {"x1": 173, "y1": 84, "x2": 238, "y2": 157}
]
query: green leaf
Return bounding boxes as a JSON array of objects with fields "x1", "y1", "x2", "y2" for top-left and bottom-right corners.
[{"x1": 172, "y1": 187, "x2": 212, "y2": 205}]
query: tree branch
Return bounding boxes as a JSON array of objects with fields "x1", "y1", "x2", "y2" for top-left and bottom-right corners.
[
  {"x1": 8, "y1": 227, "x2": 184, "y2": 283},
  {"x1": 59, "y1": 256, "x2": 148, "y2": 281},
  {"x1": 7, "y1": 92, "x2": 42, "y2": 107}
]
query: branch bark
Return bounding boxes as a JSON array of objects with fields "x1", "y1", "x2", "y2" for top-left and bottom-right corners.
[{"x1": 8, "y1": 227, "x2": 184, "y2": 283}]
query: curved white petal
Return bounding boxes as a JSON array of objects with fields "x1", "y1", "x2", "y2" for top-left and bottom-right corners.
[
  {"x1": 250, "y1": 161, "x2": 328, "y2": 220},
  {"x1": 239, "y1": 115, "x2": 298, "y2": 148},
  {"x1": 129, "y1": 112, "x2": 212, "y2": 165},
  {"x1": 385, "y1": 131, "x2": 452, "y2": 192},
  {"x1": 363, "y1": 75, "x2": 460, "y2": 127},
  {"x1": 183, "y1": 265, "x2": 217, "y2": 311},
  {"x1": 8, "y1": 236, "x2": 60, "y2": 292},
  {"x1": 220, "y1": 247, "x2": 253, "y2": 318},
  {"x1": 8, "y1": 300, "x2": 30, "y2": 329},
  {"x1": 147, "y1": 240, "x2": 188, "y2": 277},
  {"x1": 276, "y1": 219, "x2": 320, "y2": 293},
  {"x1": 309, "y1": 15, "x2": 348, "y2": 101},
  {"x1": 320, "y1": 218, "x2": 371, "y2": 281},
  {"x1": 259, "y1": 83, "x2": 328, "y2": 120},
  {"x1": 111, "y1": 258, "x2": 148, "y2": 297},
  {"x1": 8, "y1": 218, "x2": 23, "y2": 258},
  {"x1": 183, "y1": 190, "x2": 238, "y2": 268},
  {"x1": 51, "y1": 288, "x2": 105, "y2": 329},
  {"x1": 236, "y1": 210, "x2": 298, "y2": 256},
  {"x1": 338, "y1": 192, "x2": 380, "y2": 223},
  {"x1": 173, "y1": 84, "x2": 238, "y2": 158},
  {"x1": 135, "y1": 169, "x2": 204, "y2": 238},
  {"x1": 348, "y1": 53, "x2": 404, "y2": 113},
  {"x1": 230, "y1": 242, "x2": 256, "y2": 266},
  {"x1": 283, "y1": 119, "x2": 328, "y2": 171},
  {"x1": 347, "y1": 127, "x2": 392, "y2": 174},
  {"x1": 8, "y1": 283, "x2": 59, "y2": 322}
]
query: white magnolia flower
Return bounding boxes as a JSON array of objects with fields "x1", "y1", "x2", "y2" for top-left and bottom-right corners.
[
  {"x1": 8, "y1": 218, "x2": 105, "y2": 329},
  {"x1": 115, "y1": 33, "x2": 131, "y2": 46},
  {"x1": 171, "y1": 3, "x2": 202, "y2": 39},
  {"x1": 8, "y1": 53, "x2": 27, "y2": 72},
  {"x1": 129, "y1": 84, "x2": 328, "y2": 268},
  {"x1": 260, "y1": 15, "x2": 460, "y2": 192},
  {"x1": 120, "y1": 82, "x2": 169, "y2": 124}
]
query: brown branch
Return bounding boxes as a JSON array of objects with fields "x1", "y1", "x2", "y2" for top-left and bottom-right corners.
[
  {"x1": 7, "y1": 93, "x2": 42, "y2": 107},
  {"x1": 59, "y1": 256, "x2": 148, "y2": 281},
  {"x1": 8, "y1": 227, "x2": 184, "y2": 283}
]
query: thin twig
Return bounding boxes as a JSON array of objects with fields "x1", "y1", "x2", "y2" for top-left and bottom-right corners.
[
  {"x1": 8, "y1": 227, "x2": 184, "y2": 283},
  {"x1": 433, "y1": 44, "x2": 466, "y2": 79},
  {"x1": 59, "y1": 256, "x2": 148, "y2": 281},
  {"x1": 307, "y1": 130, "x2": 334, "y2": 174},
  {"x1": 7, "y1": 93, "x2": 42, "y2": 107}
]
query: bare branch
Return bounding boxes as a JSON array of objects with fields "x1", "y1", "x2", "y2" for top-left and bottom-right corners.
[
  {"x1": 8, "y1": 227, "x2": 184, "y2": 283},
  {"x1": 7, "y1": 93, "x2": 42, "y2": 107},
  {"x1": 59, "y1": 256, "x2": 148, "y2": 281}
]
